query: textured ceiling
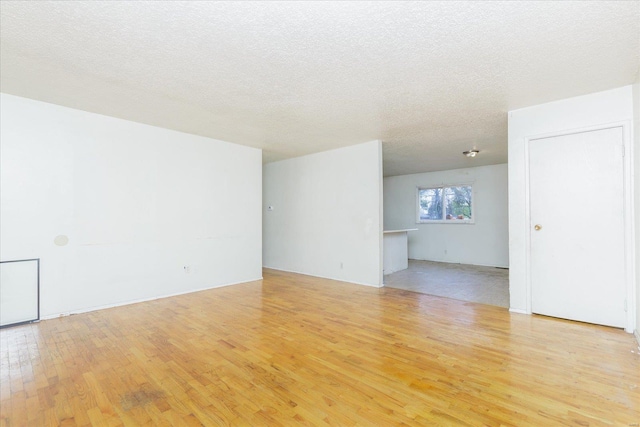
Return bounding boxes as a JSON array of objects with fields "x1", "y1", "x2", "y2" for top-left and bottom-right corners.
[{"x1": 1, "y1": 1, "x2": 639, "y2": 176}]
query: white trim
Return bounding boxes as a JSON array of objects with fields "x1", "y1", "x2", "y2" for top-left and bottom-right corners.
[
  {"x1": 415, "y1": 220, "x2": 475, "y2": 225},
  {"x1": 509, "y1": 308, "x2": 529, "y2": 315},
  {"x1": 523, "y1": 130, "x2": 533, "y2": 315},
  {"x1": 40, "y1": 276, "x2": 263, "y2": 320},
  {"x1": 622, "y1": 120, "x2": 636, "y2": 334},
  {"x1": 262, "y1": 266, "x2": 384, "y2": 288},
  {"x1": 378, "y1": 140, "x2": 385, "y2": 288},
  {"x1": 523, "y1": 121, "x2": 635, "y2": 333},
  {"x1": 634, "y1": 330, "x2": 640, "y2": 348},
  {"x1": 408, "y1": 257, "x2": 509, "y2": 269}
]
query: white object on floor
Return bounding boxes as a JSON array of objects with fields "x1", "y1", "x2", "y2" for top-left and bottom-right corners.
[{"x1": 0, "y1": 259, "x2": 39, "y2": 327}]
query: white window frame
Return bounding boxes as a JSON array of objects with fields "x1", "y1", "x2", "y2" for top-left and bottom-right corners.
[{"x1": 416, "y1": 183, "x2": 475, "y2": 224}]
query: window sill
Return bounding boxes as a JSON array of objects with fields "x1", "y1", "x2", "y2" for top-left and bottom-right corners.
[{"x1": 417, "y1": 220, "x2": 475, "y2": 225}]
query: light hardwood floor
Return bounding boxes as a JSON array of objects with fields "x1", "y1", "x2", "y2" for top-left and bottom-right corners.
[{"x1": 1, "y1": 268, "x2": 639, "y2": 426}]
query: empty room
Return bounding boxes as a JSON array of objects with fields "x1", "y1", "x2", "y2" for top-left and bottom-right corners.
[
  {"x1": 382, "y1": 164, "x2": 509, "y2": 307},
  {"x1": 1, "y1": 1, "x2": 639, "y2": 426}
]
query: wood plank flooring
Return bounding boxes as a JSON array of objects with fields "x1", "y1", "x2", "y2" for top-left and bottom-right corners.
[{"x1": 1, "y1": 268, "x2": 639, "y2": 426}]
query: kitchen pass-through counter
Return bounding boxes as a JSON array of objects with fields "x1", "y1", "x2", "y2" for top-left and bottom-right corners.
[{"x1": 383, "y1": 229, "x2": 417, "y2": 275}]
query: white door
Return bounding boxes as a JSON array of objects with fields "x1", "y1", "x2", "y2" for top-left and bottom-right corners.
[{"x1": 529, "y1": 127, "x2": 626, "y2": 328}]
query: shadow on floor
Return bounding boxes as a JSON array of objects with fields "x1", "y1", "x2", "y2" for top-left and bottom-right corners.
[{"x1": 384, "y1": 259, "x2": 509, "y2": 308}]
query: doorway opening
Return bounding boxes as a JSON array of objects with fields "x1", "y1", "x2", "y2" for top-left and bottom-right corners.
[{"x1": 384, "y1": 260, "x2": 509, "y2": 307}]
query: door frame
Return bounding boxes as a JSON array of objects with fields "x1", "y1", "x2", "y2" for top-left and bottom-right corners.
[{"x1": 522, "y1": 121, "x2": 635, "y2": 333}]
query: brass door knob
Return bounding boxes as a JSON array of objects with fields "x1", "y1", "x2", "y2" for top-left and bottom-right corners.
[{"x1": 534, "y1": 224, "x2": 542, "y2": 231}]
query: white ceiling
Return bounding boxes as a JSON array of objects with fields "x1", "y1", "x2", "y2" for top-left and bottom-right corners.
[{"x1": 1, "y1": 1, "x2": 638, "y2": 176}]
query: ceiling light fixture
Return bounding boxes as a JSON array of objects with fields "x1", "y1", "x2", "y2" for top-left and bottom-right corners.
[{"x1": 463, "y1": 149, "x2": 480, "y2": 158}]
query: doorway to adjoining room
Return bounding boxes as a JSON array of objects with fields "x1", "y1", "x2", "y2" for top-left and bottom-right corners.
[
  {"x1": 384, "y1": 260, "x2": 509, "y2": 308},
  {"x1": 383, "y1": 163, "x2": 510, "y2": 308}
]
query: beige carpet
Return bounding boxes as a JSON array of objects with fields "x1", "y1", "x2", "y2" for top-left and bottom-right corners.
[{"x1": 384, "y1": 259, "x2": 509, "y2": 308}]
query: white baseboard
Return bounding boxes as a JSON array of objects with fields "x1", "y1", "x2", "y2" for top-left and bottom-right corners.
[
  {"x1": 40, "y1": 276, "x2": 263, "y2": 320},
  {"x1": 262, "y1": 266, "x2": 383, "y2": 288},
  {"x1": 508, "y1": 308, "x2": 529, "y2": 315},
  {"x1": 408, "y1": 257, "x2": 509, "y2": 269},
  {"x1": 634, "y1": 330, "x2": 640, "y2": 348}
]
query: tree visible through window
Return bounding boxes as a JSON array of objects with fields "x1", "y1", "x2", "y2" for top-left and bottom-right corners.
[{"x1": 418, "y1": 185, "x2": 472, "y2": 222}]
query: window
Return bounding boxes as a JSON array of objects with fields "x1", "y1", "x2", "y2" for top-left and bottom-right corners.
[{"x1": 417, "y1": 184, "x2": 473, "y2": 223}]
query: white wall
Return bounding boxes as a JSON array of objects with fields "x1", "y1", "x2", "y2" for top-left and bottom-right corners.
[
  {"x1": 0, "y1": 93, "x2": 263, "y2": 318},
  {"x1": 263, "y1": 140, "x2": 383, "y2": 287},
  {"x1": 508, "y1": 86, "x2": 635, "y2": 330},
  {"x1": 384, "y1": 164, "x2": 508, "y2": 268}
]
